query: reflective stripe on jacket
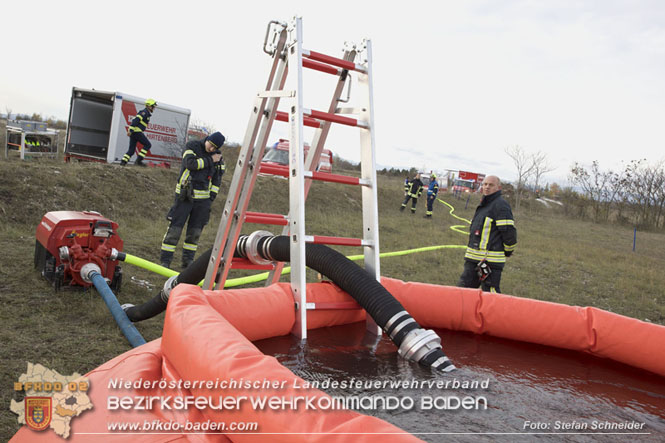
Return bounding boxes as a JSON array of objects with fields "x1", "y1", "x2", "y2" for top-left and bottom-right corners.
[
  {"x1": 464, "y1": 190, "x2": 517, "y2": 265},
  {"x1": 407, "y1": 178, "x2": 423, "y2": 198},
  {"x1": 175, "y1": 139, "x2": 224, "y2": 200},
  {"x1": 427, "y1": 180, "x2": 439, "y2": 197},
  {"x1": 129, "y1": 107, "x2": 152, "y2": 133}
]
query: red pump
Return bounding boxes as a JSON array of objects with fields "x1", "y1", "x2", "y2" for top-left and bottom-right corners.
[{"x1": 34, "y1": 211, "x2": 123, "y2": 290}]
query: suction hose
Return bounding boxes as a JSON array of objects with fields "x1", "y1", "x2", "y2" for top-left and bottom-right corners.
[
  {"x1": 119, "y1": 250, "x2": 212, "y2": 323},
  {"x1": 121, "y1": 233, "x2": 455, "y2": 371},
  {"x1": 80, "y1": 263, "x2": 146, "y2": 348},
  {"x1": 239, "y1": 233, "x2": 455, "y2": 372}
]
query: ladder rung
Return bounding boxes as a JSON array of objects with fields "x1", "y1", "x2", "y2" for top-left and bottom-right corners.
[
  {"x1": 307, "y1": 170, "x2": 370, "y2": 186},
  {"x1": 245, "y1": 211, "x2": 289, "y2": 226},
  {"x1": 307, "y1": 235, "x2": 371, "y2": 247},
  {"x1": 303, "y1": 49, "x2": 367, "y2": 74},
  {"x1": 275, "y1": 110, "x2": 321, "y2": 128},
  {"x1": 258, "y1": 163, "x2": 289, "y2": 177},
  {"x1": 302, "y1": 58, "x2": 342, "y2": 76},
  {"x1": 259, "y1": 163, "x2": 370, "y2": 187},
  {"x1": 306, "y1": 109, "x2": 368, "y2": 128},
  {"x1": 305, "y1": 301, "x2": 362, "y2": 310},
  {"x1": 231, "y1": 257, "x2": 275, "y2": 271}
]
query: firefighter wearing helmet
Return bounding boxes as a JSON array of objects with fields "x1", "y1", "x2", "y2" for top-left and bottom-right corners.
[
  {"x1": 424, "y1": 173, "x2": 439, "y2": 218},
  {"x1": 121, "y1": 98, "x2": 157, "y2": 166}
]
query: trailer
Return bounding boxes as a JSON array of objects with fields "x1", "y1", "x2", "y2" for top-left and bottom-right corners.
[
  {"x1": 64, "y1": 88, "x2": 191, "y2": 166},
  {"x1": 5, "y1": 120, "x2": 58, "y2": 159}
]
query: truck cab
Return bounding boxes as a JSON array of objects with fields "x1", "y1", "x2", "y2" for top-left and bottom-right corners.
[
  {"x1": 451, "y1": 178, "x2": 476, "y2": 194},
  {"x1": 261, "y1": 139, "x2": 333, "y2": 172}
]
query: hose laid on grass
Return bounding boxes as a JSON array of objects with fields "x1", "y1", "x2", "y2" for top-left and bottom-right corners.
[{"x1": 82, "y1": 265, "x2": 146, "y2": 348}]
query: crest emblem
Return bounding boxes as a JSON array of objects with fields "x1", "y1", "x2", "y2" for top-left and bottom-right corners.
[{"x1": 25, "y1": 397, "x2": 52, "y2": 431}]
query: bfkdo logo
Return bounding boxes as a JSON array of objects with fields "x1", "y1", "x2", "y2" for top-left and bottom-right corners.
[
  {"x1": 11, "y1": 363, "x2": 93, "y2": 439},
  {"x1": 25, "y1": 397, "x2": 52, "y2": 431}
]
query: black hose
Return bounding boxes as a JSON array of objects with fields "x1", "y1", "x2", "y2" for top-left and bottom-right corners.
[
  {"x1": 122, "y1": 250, "x2": 212, "y2": 322},
  {"x1": 243, "y1": 235, "x2": 455, "y2": 372},
  {"x1": 121, "y1": 235, "x2": 455, "y2": 371}
]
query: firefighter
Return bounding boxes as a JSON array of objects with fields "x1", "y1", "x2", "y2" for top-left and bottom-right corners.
[
  {"x1": 424, "y1": 173, "x2": 439, "y2": 218},
  {"x1": 400, "y1": 173, "x2": 423, "y2": 214},
  {"x1": 159, "y1": 131, "x2": 226, "y2": 269},
  {"x1": 121, "y1": 98, "x2": 157, "y2": 166},
  {"x1": 403, "y1": 176, "x2": 410, "y2": 196},
  {"x1": 457, "y1": 175, "x2": 516, "y2": 293}
]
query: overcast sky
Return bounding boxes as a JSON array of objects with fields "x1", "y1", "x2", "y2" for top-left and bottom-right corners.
[{"x1": 3, "y1": 1, "x2": 664, "y2": 185}]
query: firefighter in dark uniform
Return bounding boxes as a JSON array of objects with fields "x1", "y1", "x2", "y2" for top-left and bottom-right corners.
[
  {"x1": 400, "y1": 173, "x2": 423, "y2": 214},
  {"x1": 159, "y1": 131, "x2": 226, "y2": 269},
  {"x1": 458, "y1": 175, "x2": 516, "y2": 293},
  {"x1": 121, "y1": 98, "x2": 156, "y2": 166},
  {"x1": 424, "y1": 173, "x2": 439, "y2": 218}
]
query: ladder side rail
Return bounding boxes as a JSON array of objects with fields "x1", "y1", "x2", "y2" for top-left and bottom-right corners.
[
  {"x1": 209, "y1": 50, "x2": 290, "y2": 290},
  {"x1": 358, "y1": 39, "x2": 382, "y2": 335},
  {"x1": 203, "y1": 28, "x2": 289, "y2": 289},
  {"x1": 266, "y1": 49, "x2": 357, "y2": 286},
  {"x1": 287, "y1": 17, "x2": 308, "y2": 339},
  {"x1": 214, "y1": 70, "x2": 289, "y2": 289}
]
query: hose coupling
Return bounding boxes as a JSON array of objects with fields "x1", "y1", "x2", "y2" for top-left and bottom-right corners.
[
  {"x1": 109, "y1": 248, "x2": 120, "y2": 260},
  {"x1": 398, "y1": 328, "x2": 444, "y2": 364},
  {"x1": 80, "y1": 263, "x2": 102, "y2": 283},
  {"x1": 161, "y1": 275, "x2": 178, "y2": 302},
  {"x1": 58, "y1": 246, "x2": 70, "y2": 261},
  {"x1": 245, "y1": 231, "x2": 274, "y2": 265}
]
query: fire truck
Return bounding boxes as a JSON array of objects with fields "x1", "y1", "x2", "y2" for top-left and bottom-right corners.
[{"x1": 451, "y1": 170, "x2": 485, "y2": 193}]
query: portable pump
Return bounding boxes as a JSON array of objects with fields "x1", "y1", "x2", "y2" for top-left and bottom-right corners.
[{"x1": 34, "y1": 211, "x2": 123, "y2": 290}]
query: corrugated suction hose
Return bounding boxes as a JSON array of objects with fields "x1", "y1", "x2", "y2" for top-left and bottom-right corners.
[{"x1": 123, "y1": 234, "x2": 455, "y2": 371}]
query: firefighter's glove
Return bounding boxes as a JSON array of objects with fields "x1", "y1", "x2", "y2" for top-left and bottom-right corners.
[
  {"x1": 504, "y1": 250, "x2": 513, "y2": 257},
  {"x1": 476, "y1": 260, "x2": 491, "y2": 282}
]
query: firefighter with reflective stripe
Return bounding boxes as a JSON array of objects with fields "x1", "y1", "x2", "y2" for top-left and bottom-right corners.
[
  {"x1": 160, "y1": 131, "x2": 226, "y2": 269},
  {"x1": 457, "y1": 175, "x2": 516, "y2": 293},
  {"x1": 400, "y1": 173, "x2": 424, "y2": 214},
  {"x1": 424, "y1": 173, "x2": 439, "y2": 218},
  {"x1": 121, "y1": 98, "x2": 156, "y2": 166}
]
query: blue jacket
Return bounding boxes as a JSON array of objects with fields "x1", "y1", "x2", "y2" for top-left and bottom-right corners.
[{"x1": 427, "y1": 179, "x2": 439, "y2": 197}]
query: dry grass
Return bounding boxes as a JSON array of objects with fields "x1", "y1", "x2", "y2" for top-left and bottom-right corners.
[{"x1": 1, "y1": 152, "x2": 664, "y2": 440}]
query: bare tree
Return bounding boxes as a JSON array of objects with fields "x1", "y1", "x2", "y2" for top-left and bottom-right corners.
[
  {"x1": 570, "y1": 161, "x2": 613, "y2": 221},
  {"x1": 531, "y1": 151, "x2": 555, "y2": 193},
  {"x1": 505, "y1": 145, "x2": 536, "y2": 211},
  {"x1": 4, "y1": 106, "x2": 11, "y2": 120}
]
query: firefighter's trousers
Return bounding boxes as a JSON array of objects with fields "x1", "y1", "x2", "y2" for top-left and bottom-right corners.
[
  {"x1": 160, "y1": 198, "x2": 211, "y2": 267},
  {"x1": 401, "y1": 194, "x2": 418, "y2": 213},
  {"x1": 457, "y1": 259, "x2": 503, "y2": 293},
  {"x1": 426, "y1": 195, "x2": 436, "y2": 216},
  {"x1": 123, "y1": 132, "x2": 152, "y2": 162}
]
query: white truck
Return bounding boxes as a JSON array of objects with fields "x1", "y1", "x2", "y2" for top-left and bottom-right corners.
[{"x1": 64, "y1": 87, "x2": 191, "y2": 166}]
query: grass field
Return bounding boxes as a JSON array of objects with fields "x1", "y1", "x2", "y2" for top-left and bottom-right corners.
[{"x1": 1, "y1": 149, "x2": 664, "y2": 440}]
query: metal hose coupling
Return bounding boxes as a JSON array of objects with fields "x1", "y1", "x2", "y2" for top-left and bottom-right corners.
[
  {"x1": 384, "y1": 311, "x2": 456, "y2": 372},
  {"x1": 160, "y1": 275, "x2": 178, "y2": 303},
  {"x1": 398, "y1": 328, "x2": 456, "y2": 372},
  {"x1": 239, "y1": 231, "x2": 275, "y2": 264},
  {"x1": 80, "y1": 263, "x2": 102, "y2": 283}
]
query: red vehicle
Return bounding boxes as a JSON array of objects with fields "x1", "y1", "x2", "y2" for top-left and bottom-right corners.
[
  {"x1": 261, "y1": 139, "x2": 333, "y2": 172},
  {"x1": 452, "y1": 171, "x2": 485, "y2": 193}
]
